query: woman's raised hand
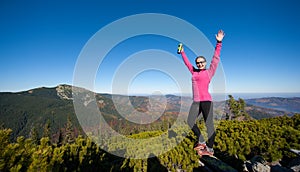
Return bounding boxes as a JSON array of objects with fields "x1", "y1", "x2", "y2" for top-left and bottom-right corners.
[{"x1": 216, "y1": 30, "x2": 225, "y2": 42}]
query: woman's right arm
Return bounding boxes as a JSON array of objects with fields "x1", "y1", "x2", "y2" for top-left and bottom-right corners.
[{"x1": 180, "y1": 48, "x2": 193, "y2": 73}]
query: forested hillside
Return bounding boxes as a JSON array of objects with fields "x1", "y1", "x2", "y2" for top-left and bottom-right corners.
[
  {"x1": 0, "y1": 85, "x2": 191, "y2": 141},
  {"x1": 1, "y1": 85, "x2": 298, "y2": 141},
  {"x1": 0, "y1": 86, "x2": 80, "y2": 141},
  {"x1": 0, "y1": 114, "x2": 299, "y2": 171},
  {"x1": 1, "y1": 85, "x2": 300, "y2": 171}
]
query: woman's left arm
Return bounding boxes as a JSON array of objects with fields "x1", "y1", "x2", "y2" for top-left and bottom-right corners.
[{"x1": 208, "y1": 30, "x2": 225, "y2": 78}]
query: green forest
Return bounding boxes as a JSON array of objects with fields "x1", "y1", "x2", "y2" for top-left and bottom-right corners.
[{"x1": 1, "y1": 114, "x2": 299, "y2": 172}]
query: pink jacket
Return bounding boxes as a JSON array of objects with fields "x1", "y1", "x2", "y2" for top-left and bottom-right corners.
[{"x1": 181, "y1": 42, "x2": 222, "y2": 102}]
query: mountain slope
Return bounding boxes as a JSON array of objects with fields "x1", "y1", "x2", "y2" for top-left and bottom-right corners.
[
  {"x1": 0, "y1": 85, "x2": 190, "y2": 140},
  {"x1": 1, "y1": 85, "x2": 299, "y2": 140},
  {"x1": 223, "y1": 96, "x2": 299, "y2": 119},
  {"x1": 0, "y1": 86, "x2": 78, "y2": 139},
  {"x1": 245, "y1": 97, "x2": 300, "y2": 115}
]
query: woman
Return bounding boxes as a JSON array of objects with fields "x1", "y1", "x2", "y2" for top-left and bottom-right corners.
[{"x1": 179, "y1": 30, "x2": 225, "y2": 156}]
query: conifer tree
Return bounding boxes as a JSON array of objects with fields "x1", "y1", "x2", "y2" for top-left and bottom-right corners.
[
  {"x1": 228, "y1": 95, "x2": 249, "y2": 119},
  {"x1": 29, "y1": 125, "x2": 39, "y2": 145},
  {"x1": 228, "y1": 95, "x2": 236, "y2": 120},
  {"x1": 43, "y1": 119, "x2": 51, "y2": 139},
  {"x1": 57, "y1": 129, "x2": 63, "y2": 147},
  {"x1": 64, "y1": 115, "x2": 75, "y2": 144}
]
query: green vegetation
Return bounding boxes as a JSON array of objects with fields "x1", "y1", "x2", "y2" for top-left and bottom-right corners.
[
  {"x1": 0, "y1": 114, "x2": 299, "y2": 171},
  {"x1": 215, "y1": 114, "x2": 300, "y2": 162},
  {"x1": 227, "y1": 95, "x2": 251, "y2": 120},
  {"x1": 1, "y1": 88, "x2": 299, "y2": 171},
  {"x1": 0, "y1": 90, "x2": 78, "y2": 140}
]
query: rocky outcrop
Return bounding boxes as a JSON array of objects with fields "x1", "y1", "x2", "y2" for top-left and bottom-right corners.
[
  {"x1": 243, "y1": 154, "x2": 300, "y2": 172},
  {"x1": 244, "y1": 156, "x2": 271, "y2": 172},
  {"x1": 198, "y1": 156, "x2": 238, "y2": 172},
  {"x1": 287, "y1": 156, "x2": 300, "y2": 172},
  {"x1": 195, "y1": 152, "x2": 300, "y2": 172},
  {"x1": 56, "y1": 84, "x2": 73, "y2": 100}
]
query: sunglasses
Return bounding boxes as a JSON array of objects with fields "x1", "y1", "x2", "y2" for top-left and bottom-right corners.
[{"x1": 196, "y1": 61, "x2": 206, "y2": 64}]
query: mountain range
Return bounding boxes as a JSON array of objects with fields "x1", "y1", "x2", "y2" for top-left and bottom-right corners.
[
  {"x1": 0, "y1": 84, "x2": 299, "y2": 140},
  {"x1": 245, "y1": 97, "x2": 300, "y2": 114}
]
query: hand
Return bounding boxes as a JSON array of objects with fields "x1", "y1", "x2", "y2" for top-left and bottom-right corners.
[
  {"x1": 177, "y1": 44, "x2": 184, "y2": 54},
  {"x1": 215, "y1": 30, "x2": 225, "y2": 42}
]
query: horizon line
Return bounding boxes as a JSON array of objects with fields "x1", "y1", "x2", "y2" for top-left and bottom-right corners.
[{"x1": 1, "y1": 84, "x2": 300, "y2": 96}]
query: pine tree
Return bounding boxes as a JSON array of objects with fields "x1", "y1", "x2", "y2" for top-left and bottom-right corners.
[
  {"x1": 64, "y1": 115, "x2": 75, "y2": 144},
  {"x1": 30, "y1": 125, "x2": 39, "y2": 145},
  {"x1": 228, "y1": 95, "x2": 249, "y2": 119},
  {"x1": 57, "y1": 129, "x2": 63, "y2": 147},
  {"x1": 228, "y1": 95, "x2": 236, "y2": 120},
  {"x1": 43, "y1": 119, "x2": 51, "y2": 139}
]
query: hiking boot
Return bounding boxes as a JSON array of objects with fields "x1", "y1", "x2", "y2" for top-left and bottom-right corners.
[
  {"x1": 194, "y1": 143, "x2": 206, "y2": 151},
  {"x1": 196, "y1": 149, "x2": 203, "y2": 157},
  {"x1": 201, "y1": 148, "x2": 214, "y2": 156}
]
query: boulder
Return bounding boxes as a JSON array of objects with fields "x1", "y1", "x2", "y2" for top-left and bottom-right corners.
[{"x1": 245, "y1": 156, "x2": 271, "y2": 172}]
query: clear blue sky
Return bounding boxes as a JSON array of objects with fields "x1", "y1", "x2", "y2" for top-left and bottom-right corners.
[{"x1": 1, "y1": 0, "x2": 300, "y2": 94}]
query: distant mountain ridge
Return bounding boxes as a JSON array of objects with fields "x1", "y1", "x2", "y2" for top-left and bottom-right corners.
[
  {"x1": 245, "y1": 97, "x2": 300, "y2": 114},
  {"x1": 0, "y1": 85, "x2": 77, "y2": 140},
  {"x1": 1, "y1": 84, "x2": 299, "y2": 140},
  {"x1": 0, "y1": 84, "x2": 191, "y2": 140}
]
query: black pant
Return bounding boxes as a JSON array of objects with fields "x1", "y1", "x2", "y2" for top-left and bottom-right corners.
[{"x1": 187, "y1": 101, "x2": 215, "y2": 148}]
